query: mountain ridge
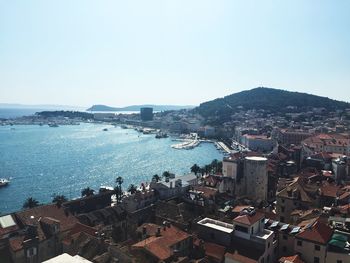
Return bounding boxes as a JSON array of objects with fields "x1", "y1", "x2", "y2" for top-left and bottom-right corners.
[{"x1": 195, "y1": 87, "x2": 350, "y2": 121}]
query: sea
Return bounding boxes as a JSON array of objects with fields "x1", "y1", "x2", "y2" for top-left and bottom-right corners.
[{"x1": 0, "y1": 123, "x2": 223, "y2": 214}]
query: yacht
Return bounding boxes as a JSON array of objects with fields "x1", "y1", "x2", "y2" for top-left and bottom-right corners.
[
  {"x1": 48, "y1": 123, "x2": 59, "y2": 127},
  {"x1": 0, "y1": 178, "x2": 10, "y2": 187}
]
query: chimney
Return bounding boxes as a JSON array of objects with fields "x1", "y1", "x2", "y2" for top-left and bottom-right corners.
[{"x1": 156, "y1": 227, "x2": 161, "y2": 237}]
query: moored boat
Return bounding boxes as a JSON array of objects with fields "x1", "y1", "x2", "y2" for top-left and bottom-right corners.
[{"x1": 0, "y1": 178, "x2": 10, "y2": 187}]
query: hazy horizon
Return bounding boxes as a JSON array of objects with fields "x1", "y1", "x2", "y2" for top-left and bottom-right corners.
[{"x1": 1, "y1": 1, "x2": 349, "y2": 106}]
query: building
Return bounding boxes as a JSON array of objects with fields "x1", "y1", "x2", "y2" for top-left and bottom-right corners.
[
  {"x1": 140, "y1": 107, "x2": 153, "y2": 121},
  {"x1": 302, "y1": 134, "x2": 350, "y2": 156},
  {"x1": 244, "y1": 156, "x2": 268, "y2": 202},
  {"x1": 276, "y1": 129, "x2": 313, "y2": 146},
  {"x1": 241, "y1": 134, "x2": 275, "y2": 152},
  {"x1": 131, "y1": 223, "x2": 192, "y2": 262},
  {"x1": 294, "y1": 220, "x2": 333, "y2": 263},
  {"x1": 42, "y1": 253, "x2": 92, "y2": 263}
]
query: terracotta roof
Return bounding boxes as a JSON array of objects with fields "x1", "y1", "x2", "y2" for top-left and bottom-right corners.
[
  {"x1": 225, "y1": 252, "x2": 258, "y2": 263},
  {"x1": 319, "y1": 184, "x2": 341, "y2": 198},
  {"x1": 62, "y1": 222, "x2": 98, "y2": 245},
  {"x1": 233, "y1": 211, "x2": 264, "y2": 226},
  {"x1": 232, "y1": 206, "x2": 250, "y2": 214},
  {"x1": 193, "y1": 185, "x2": 218, "y2": 199},
  {"x1": 15, "y1": 204, "x2": 78, "y2": 242},
  {"x1": 204, "y1": 242, "x2": 226, "y2": 262},
  {"x1": 296, "y1": 220, "x2": 333, "y2": 244},
  {"x1": 9, "y1": 236, "x2": 25, "y2": 252},
  {"x1": 132, "y1": 223, "x2": 190, "y2": 261},
  {"x1": 279, "y1": 254, "x2": 305, "y2": 263}
]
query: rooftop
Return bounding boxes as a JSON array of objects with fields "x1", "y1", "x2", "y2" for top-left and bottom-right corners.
[
  {"x1": 42, "y1": 253, "x2": 92, "y2": 263},
  {"x1": 198, "y1": 218, "x2": 234, "y2": 234}
]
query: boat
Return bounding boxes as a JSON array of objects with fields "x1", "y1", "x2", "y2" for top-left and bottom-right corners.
[
  {"x1": 48, "y1": 123, "x2": 59, "y2": 127},
  {"x1": 155, "y1": 132, "x2": 168, "y2": 139},
  {"x1": 103, "y1": 128, "x2": 108, "y2": 131},
  {"x1": 0, "y1": 178, "x2": 10, "y2": 187}
]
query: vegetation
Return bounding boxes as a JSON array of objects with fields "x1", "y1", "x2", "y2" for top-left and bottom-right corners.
[
  {"x1": 115, "y1": 176, "x2": 124, "y2": 203},
  {"x1": 52, "y1": 194, "x2": 68, "y2": 207},
  {"x1": 152, "y1": 174, "x2": 161, "y2": 182},
  {"x1": 23, "y1": 197, "x2": 40, "y2": 209},
  {"x1": 162, "y1": 171, "x2": 171, "y2": 180},
  {"x1": 194, "y1": 87, "x2": 350, "y2": 123},
  {"x1": 127, "y1": 184, "x2": 138, "y2": 194},
  {"x1": 190, "y1": 164, "x2": 200, "y2": 175},
  {"x1": 81, "y1": 187, "x2": 95, "y2": 197}
]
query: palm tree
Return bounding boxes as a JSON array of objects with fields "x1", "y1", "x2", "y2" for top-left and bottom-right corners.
[
  {"x1": 152, "y1": 174, "x2": 161, "y2": 182},
  {"x1": 81, "y1": 187, "x2": 95, "y2": 197},
  {"x1": 162, "y1": 171, "x2": 171, "y2": 180},
  {"x1": 191, "y1": 164, "x2": 200, "y2": 175},
  {"x1": 23, "y1": 197, "x2": 40, "y2": 209},
  {"x1": 115, "y1": 176, "x2": 124, "y2": 203},
  {"x1": 127, "y1": 184, "x2": 138, "y2": 195},
  {"x1": 52, "y1": 194, "x2": 68, "y2": 207}
]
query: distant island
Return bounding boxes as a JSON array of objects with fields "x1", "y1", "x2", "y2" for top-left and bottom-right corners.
[{"x1": 87, "y1": 104, "x2": 195, "y2": 112}]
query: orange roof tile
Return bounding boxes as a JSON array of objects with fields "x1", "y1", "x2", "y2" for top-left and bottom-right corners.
[
  {"x1": 296, "y1": 220, "x2": 333, "y2": 244},
  {"x1": 233, "y1": 211, "x2": 264, "y2": 226}
]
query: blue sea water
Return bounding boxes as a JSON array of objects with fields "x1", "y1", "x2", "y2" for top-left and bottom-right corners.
[{"x1": 0, "y1": 124, "x2": 222, "y2": 214}]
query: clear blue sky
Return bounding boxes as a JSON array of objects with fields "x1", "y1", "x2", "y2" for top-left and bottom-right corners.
[{"x1": 0, "y1": 0, "x2": 349, "y2": 107}]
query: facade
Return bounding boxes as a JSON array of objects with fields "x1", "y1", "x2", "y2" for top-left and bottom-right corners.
[
  {"x1": 277, "y1": 129, "x2": 313, "y2": 146},
  {"x1": 140, "y1": 107, "x2": 153, "y2": 121},
  {"x1": 241, "y1": 134, "x2": 275, "y2": 152},
  {"x1": 244, "y1": 157, "x2": 268, "y2": 202}
]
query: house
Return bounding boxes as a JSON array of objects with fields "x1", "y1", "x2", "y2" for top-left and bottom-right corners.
[
  {"x1": 131, "y1": 223, "x2": 192, "y2": 262},
  {"x1": 294, "y1": 220, "x2": 333, "y2": 263},
  {"x1": 9, "y1": 204, "x2": 79, "y2": 263}
]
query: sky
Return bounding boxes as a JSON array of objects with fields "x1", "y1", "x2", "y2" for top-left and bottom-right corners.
[{"x1": 0, "y1": 1, "x2": 349, "y2": 107}]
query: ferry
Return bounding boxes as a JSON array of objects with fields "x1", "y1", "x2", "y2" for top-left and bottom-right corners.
[
  {"x1": 48, "y1": 123, "x2": 59, "y2": 127},
  {"x1": 0, "y1": 178, "x2": 10, "y2": 187}
]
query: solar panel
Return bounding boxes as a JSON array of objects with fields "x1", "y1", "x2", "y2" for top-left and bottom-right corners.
[
  {"x1": 270, "y1": 221, "x2": 279, "y2": 228},
  {"x1": 280, "y1": 224, "x2": 289, "y2": 231},
  {"x1": 290, "y1": 227, "x2": 301, "y2": 234}
]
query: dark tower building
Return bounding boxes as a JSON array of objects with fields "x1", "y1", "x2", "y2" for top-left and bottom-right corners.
[{"x1": 140, "y1": 107, "x2": 153, "y2": 121}]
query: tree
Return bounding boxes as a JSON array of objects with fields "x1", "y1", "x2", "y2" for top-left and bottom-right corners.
[
  {"x1": 191, "y1": 164, "x2": 200, "y2": 175},
  {"x1": 152, "y1": 174, "x2": 161, "y2": 182},
  {"x1": 127, "y1": 184, "x2": 138, "y2": 195},
  {"x1": 81, "y1": 187, "x2": 95, "y2": 197},
  {"x1": 52, "y1": 194, "x2": 68, "y2": 207},
  {"x1": 162, "y1": 171, "x2": 171, "y2": 180},
  {"x1": 115, "y1": 176, "x2": 124, "y2": 203},
  {"x1": 23, "y1": 197, "x2": 40, "y2": 209}
]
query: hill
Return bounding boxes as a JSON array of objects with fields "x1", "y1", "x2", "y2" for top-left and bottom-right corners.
[
  {"x1": 195, "y1": 87, "x2": 350, "y2": 122},
  {"x1": 87, "y1": 104, "x2": 195, "y2": 112}
]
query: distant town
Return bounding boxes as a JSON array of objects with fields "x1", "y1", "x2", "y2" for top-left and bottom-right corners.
[{"x1": 1, "y1": 87, "x2": 350, "y2": 263}]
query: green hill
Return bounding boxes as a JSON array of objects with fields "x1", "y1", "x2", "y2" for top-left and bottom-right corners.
[{"x1": 195, "y1": 87, "x2": 350, "y2": 122}]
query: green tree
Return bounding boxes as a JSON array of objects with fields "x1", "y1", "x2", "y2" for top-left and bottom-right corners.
[
  {"x1": 152, "y1": 174, "x2": 161, "y2": 182},
  {"x1": 127, "y1": 184, "x2": 138, "y2": 195},
  {"x1": 81, "y1": 187, "x2": 95, "y2": 197},
  {"x1": 52, "y1": 194, "x2": 68, "y2": 207},
  {"x1": 23, "y1": 197, "x2": 40, "y2": 209},
  {"x1": 115, "y1": 176, "x2": 124, "y2": 203},
  {"x1": 191, "y1": 164, "x2": 200, "y2": 175},
  {"x1": 162, "y1": 171, "x2": 171, "y2": 180}
]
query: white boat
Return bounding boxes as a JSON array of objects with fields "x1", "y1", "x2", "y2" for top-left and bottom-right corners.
[{"x1": 0, "y1": 178, "x2": 10, "y2": 187}]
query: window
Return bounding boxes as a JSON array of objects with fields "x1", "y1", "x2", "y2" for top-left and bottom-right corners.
[
  {"x1": 337, "y1": 261, "x2": 342, "y2": 263},
  {"x1": 297, "y1": 240, "x2": 302, "y2": 246},
  {"x1": 281, "y1": 206, "x2": 285, "y2": 213},
  {"x1": 283, "y1": 235, "x2": 288, "y2": 240},
  {"x1": 280, "y1": 216, "x2": 285, "y2": 223},
  {"x1": 268, "y1": 242, "x2": 270, "y2": 248},
  {"x1": 281, "y1": 199, "x2": 285, "y2": 203},
  {"x1": 315, "y1": 245, "x2": 320, "y2": 251},
  {"x1": 314, "y1": 257, "x2": 320, "y2": 263},
  {"x1": 210, "y1": 233, "x2": 215, "y2": 240},
  {"x1": 26, "y1": 247, "x2": 37, "y2": 258}
]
